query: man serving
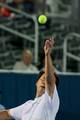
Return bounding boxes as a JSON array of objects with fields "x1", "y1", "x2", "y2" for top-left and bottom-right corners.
[{"x1": 0, "y1": 38, "x2": 60, "y2": 120}]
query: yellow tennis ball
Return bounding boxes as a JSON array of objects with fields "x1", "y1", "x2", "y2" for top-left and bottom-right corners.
[{"x1": 38, "y1": 15, "x2": 47, "y2": 24}]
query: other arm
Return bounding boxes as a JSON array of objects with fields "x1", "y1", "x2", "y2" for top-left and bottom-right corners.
[{"x1": 0, "y1": 110, "x2": 11, "y2": 120}]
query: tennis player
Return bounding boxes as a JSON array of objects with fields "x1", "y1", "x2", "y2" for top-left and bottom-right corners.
[{"x1": 0, "y1": 38, "x2": 60, "y2": 120}]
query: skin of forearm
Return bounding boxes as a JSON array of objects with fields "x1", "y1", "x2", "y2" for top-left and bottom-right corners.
[
  {"x1": 45, "y1": 53, "x2": 56, "y2": 96},
  {"x1": 45, "y1": 54, "x2": 55, "y2": 82}
]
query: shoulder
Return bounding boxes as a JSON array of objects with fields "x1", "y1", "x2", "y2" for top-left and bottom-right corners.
[
  {"x1": 13, "y1": 61, "x2": 24, "y2": 69},
  {"x1": 42, "y1": 86, "x2": 60, "y2": 112},
  {"x1": 14, "y1": 61, "x2": 23, "y2": 65},
  {"x1": 43, "y1": 86, "x2": 60, "y2": 104},
  {"x1": 30, "y1": 64, "x2": 39, "y2": 72}
]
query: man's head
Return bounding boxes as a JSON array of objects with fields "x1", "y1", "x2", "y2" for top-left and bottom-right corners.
[
  {"x1": 36, "y1": 71, "x2": 45, "y2": 97},
  {"x1": 0, "y1": 0, "x2": 6, "y2": 2},
  {"x1": 22, "y1": 49, "x2": 33, "y2": 65},
  {"x1": 36, "y1": 70, "x2": 59, "y2": 97}
]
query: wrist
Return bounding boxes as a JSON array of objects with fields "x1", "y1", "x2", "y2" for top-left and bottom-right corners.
[{"x1": 45, "y1": 52, "x2": 51, "y2": 57}]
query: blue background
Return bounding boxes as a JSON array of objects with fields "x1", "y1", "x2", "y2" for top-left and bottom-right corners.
[{"x1": 0, "y1": 72, "x2": 80, "y2": 120}]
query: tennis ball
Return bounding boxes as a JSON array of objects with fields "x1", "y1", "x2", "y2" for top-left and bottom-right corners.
[{"x1": 38, "y1": 15, "x2": 47, "y2": 24}]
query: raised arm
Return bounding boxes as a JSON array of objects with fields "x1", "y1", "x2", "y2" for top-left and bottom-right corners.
[
  {"x1": 44, "y1": 38, "x2": 56, "y2": 98},
  {"x1": 0, "y1": 110, "x2": 11, "y2": 120}
]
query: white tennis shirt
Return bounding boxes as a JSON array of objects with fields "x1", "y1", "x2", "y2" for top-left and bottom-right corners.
[{"x1": 9, "y1": 86, "x2": 60, "y2": 120}]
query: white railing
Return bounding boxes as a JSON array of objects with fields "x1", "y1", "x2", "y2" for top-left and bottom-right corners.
[
  {"x1": 0, "y1": 2, "x2": 39, "y2": 63},
  {"x1": 63, "y1": 33, "x2": 80, "y2": 72}
]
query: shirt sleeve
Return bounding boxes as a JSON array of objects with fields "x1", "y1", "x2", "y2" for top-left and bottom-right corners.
[
  {"x1": 9, "y1": 102, "x2": 28, "y2": 120},
  {"x1": 45, "y1": 86, "x2": 60, "y2": 114}
]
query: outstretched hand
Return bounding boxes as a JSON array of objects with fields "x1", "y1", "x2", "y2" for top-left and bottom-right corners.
[{"x1": 44, "y1": 37, "x2": 55, "y2": 55}]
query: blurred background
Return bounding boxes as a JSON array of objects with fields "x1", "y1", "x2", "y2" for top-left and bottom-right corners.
[
  {"x1": 0, "y1": 0, "x2": 80, "y2": 120},
  {"x1": 0, "y1": 0, "x2": 80, "y2": 72}
]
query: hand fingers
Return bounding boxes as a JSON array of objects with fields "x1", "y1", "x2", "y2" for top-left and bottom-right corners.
[
  {"x1": 50, "y1": 37, "x2": 55, "y2": 45},
  {"x1": 45, "y1": 40, "x2": 49, "y2": 45},
  {"x1": 45, "y1": 40, "x2": 53, "y2": 48}
]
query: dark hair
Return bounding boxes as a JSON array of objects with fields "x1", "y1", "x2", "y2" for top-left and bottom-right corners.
[{"x1": 36, "y1": 70, "x2": 59, "y2": 88}]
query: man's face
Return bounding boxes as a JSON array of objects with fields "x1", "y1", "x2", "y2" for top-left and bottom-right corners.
[
  {"x1": 23, "y1": 51, "x2": 32, "y2": 65},
  {"x1": 36, "y1": 73, "x2": 45, "y2": 97}
]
